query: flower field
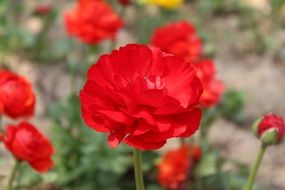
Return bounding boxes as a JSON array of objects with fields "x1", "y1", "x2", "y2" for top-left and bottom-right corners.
[{"x1": 0, "y1": 0, "x2": 285, "y2": 190}]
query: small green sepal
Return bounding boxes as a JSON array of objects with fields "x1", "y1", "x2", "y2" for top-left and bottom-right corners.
[
  {"x1": 252, "y1": 118, "x2": 262, "y2": 137},
  {"x1": 260, "y1": 128, "x2": 278, "y2": 146}
]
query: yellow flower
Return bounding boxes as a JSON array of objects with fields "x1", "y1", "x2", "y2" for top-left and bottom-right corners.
[{"x1": 145, "y1": 0, "x2": 183, "y2": 9}]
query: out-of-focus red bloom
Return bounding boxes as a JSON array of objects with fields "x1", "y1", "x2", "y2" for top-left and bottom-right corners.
[
  {"x1": 119, "y1": 0, "x2": 132, "y2": 6},
  {"x1": 193, "y1": 59, "x2": 224, "y2": 107},
  {"x1": 34, "y1": 5, "x2": 52, "y2": 15},
  {"x1": 0, "y1": 70, "x2": 35, "y2": 119},
  {"x1": 189, "y1": 144, "x2": 202, "y2": 161},
  {"x1": 256, "y1": 113, "x2": 285, "y2": 144},
  {"x1": 157, "y1": 145, "x2": 202, "y2": 190},
  {"x1": 1, "y1": 122, "x2": 54, "y2": 173},
  {"x1": 151, "y1": 21, "x2": 202, "y2": 62},
  {"x1": 64, "y1": 0, "x2": 123, "y2": 45},
  {"x1": 151, "y1": 21, "x2": 224, "y2": 107},
  {"x1": 80, "y1": 44, "x2": 203, "y2": 150}
]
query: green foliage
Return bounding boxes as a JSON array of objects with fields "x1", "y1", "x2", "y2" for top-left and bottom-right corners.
[
  {"x1": 16, "y1": 163, "x2": 43, "y2": 189},
  {"x1": 47, "y1": 94, "x2": 130, "y2": 189},
  {"x1": 46, "y1": 94, "x2": 160, "y2": 190},
  {"x1": 197, "y1": 0, "x2": 242, "y2": 16},
  {"x1": 135, "y1": 5, "x2": 182, "y2": 44},
  {"x1": 200, "y1": 89, "x2": 246, "y2": 138},
  {"x1": 195, "y1": 152, "x2": 218, "y2": 177},
  {"x1": 192, "y1": 149, "x2": 251, "y2": 190},
  {"x1": 0, "y1": 1, "x2": 68, "y2": 63},
  {"x1": 0, "y1": 0, "x2": 19, "y2": 58},
  {"x1": 271, "y1": 0, "x2": 285, "y2": 13},
  {"x1": 219, "y1": 90, "x2": 245, "y2": 124}
]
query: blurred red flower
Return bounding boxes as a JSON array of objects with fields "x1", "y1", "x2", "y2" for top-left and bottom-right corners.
[
  {"x1": 151, "y1": 21, "x2": 202, "y2": 62},
  {"x1": 257, "y1": 113, "x2": 285, "y2": 143},
  {"x1": 80, "y1": 44, "x2": 203, "y2": 150},
  {"x1": 34, "y1": 5, "x2": 52, "y2": 15},
  {"x1": 157, "y1": 145, "x2": 202, "y2": 190},
  {"x1": 64, "y1": 0, "x2": 123, "y2": 45},
  {"x1": 119, "y1": 0, "x2": 132, "y2": 6},
  {"x1": 193, "y1": 59, "x2": 224, "y2": 107},
  {"x1": 0, "y1": 70, "x2": 35, "y2": 119},
  {"x1": 151, "y1": 22, "x2": 224, "y2": 107},
  {"x1": 1, "y1": 122, "x2": 54, "y2": 173}
]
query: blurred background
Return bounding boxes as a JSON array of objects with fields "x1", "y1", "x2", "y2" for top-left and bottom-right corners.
[{"x1": 0, "y1": 0, "x2": 285, "y2": 190}]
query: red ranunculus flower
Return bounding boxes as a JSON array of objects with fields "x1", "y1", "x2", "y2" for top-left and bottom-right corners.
[
  {"x1": 0, "y1": 70, "x2": 35, "y2": 119},
  {"x1": 151, "y1": 22, "x2": 224, "y2": 107},
  {"x1": 151, "y1": 21, "x2": 202, "y2": 62},
  {"x1": 1, "y1": 122, "x2": 54, "y2": 173},
  {"x1": 80, "y1": 44, "x2": 203, "y2": 150},
  {"x1": 193, "y1": 59, "x2": 224, "y2": 107},
  {"x1": 64, "y1": 0, "x2": 123, "y2": 45},
  {"x1": 157, "y1": 145, "x2": 202, "y2": 190},
  {"x1": 257, "y1": 113, "x2": 285, "y2": 143}
]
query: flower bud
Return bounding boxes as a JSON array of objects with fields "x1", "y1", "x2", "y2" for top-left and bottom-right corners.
[
  {"x1": 260, "y1": 128, "x2": 278, "y2": 146},
  {"x1": 252, "y1": 113, "x2": 285, "y2": 146}
]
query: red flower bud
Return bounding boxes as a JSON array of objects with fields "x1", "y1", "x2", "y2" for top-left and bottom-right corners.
[
  {"x1": 2, "y1": 122, "x2": 54, "y2": 173},
  {"x1": 0, "y1": 70, "x2": 35, "y2": 119},
  {"x1": 253, "y1": 113, "x2": 285, "y2": 145}
]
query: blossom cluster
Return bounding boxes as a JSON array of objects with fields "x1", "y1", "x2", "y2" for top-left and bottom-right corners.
[
  {"x1": 64, "y1": 0, "x2": 225, "y2": 151},
  {"x1": 0, "y1": 70, "x2": 54, "y2": 173},
  {"x1": 2, "y1": 0, "x2": 285, "y2": 190}
]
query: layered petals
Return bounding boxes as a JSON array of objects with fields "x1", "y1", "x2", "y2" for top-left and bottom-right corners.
[
  {"x1": 64, "y1": 0, "x2": 123, "y2": 45},
  {"x1": 1, "y1": 122, "x2": 54, "y2": 173},
  {"x1": 0, "y1": 70, "x2": 35, "y2": 119},
  {"x1": 151, "y1": 21, "x2": 202, "y2": 62},
  {"x1": 193, "y1": 59, "x2": 224, "y2": 107},
  {"x1": 80, "y1": 44, "x2": 203, "y2": 150},
  {"x1": 151, "y1": 22, "x2": 224, "y2": 107}
]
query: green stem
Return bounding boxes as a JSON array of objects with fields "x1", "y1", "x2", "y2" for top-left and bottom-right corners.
[
  {"x1": 245, "y1": 144, "x2": 267, "y2": 190},
  {"x1": 7, "y1": 159, "x2": 21, "y2": 190},
  {"x1": 133, "y1": 148, "x2": 145, "y2": 190}
]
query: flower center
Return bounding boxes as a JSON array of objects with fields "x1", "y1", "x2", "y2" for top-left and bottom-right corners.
[{"x1": 145, "y1": 76, "x2": 163, "y2": 90}]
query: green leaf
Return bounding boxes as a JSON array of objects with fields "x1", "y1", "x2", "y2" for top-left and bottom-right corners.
[
  {"x1": 194, "y1": 153, "x2": 218, "y2": 177},
  {"x1": 218, "y1": 89, "x2": 245, "y2": 124}
]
